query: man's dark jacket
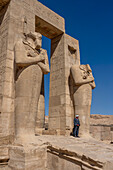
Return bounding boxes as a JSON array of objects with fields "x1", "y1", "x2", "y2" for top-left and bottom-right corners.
[{"x1": 74, "y1": 118, "x2": 80, "y2": 126}]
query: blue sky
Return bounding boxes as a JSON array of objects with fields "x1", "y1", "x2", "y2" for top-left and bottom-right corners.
[{"x1": 38, "y1": 0, "x2": 113, "y2": 115}]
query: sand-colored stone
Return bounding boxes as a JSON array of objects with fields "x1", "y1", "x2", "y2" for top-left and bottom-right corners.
[
  {"x1": 0, "y1": 0, "x2": 66, "y2": 140},
  {"x1": 1, "y1": 136, "x2": 112, "y2": 170},
  {"x1": 90, "y1": 115, "x2": 113, "y2": 142},
  {"x1": 0, "y1": 0, "x2": 113, "y2": 169},
  {"x1": 71, "y1": 64, "x2": 95, "y2": 136},
  {"x1": 8, "y1": 144, "x2": 47, "y2": 170},
  {"x1": 49, "y1": 34, "x2": 80, "y2": 134},
  {"x1": 0, "y1": 0, "x2": 81, "y2": 137},
  {"x1": 36, "y1": 94, "x2": 45, "y2": 129},
  {"x1": 35, "y1": 1, "x2": 65, "y2": 39},
  {"x1": 90, "y1": 114, "x2": 113, "y2": 125},
  {"x1": 15, "y1": 32, "x2": 49, "y2": 137}
]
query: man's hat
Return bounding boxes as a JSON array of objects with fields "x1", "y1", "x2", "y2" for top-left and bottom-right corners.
[{"x1": 76, "y1": 115, "x2": 79, "y2": 117}]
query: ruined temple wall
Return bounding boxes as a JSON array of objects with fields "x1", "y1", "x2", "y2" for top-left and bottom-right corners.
[
  {"x1": 90, "y1": 125, "x2": 112, "y2": 141},
  {"x1": 47, "y1": 152, "x2": 81, "y2": 170},
  {"x1": 47, "y1": 145, "x2": 113, "y2": 170},
  {"x1": 90, "y1": 115, "x2": 113, "y2": 142},
  {"x1": 0, "y1": 0, "x2": 66, "y2": 139},
  {"x1": 8, "y1": 145, "x2": 47, "y2": 170}
]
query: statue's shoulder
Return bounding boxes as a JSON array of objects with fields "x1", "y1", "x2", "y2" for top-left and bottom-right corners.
[
  {"x1": 71, "y1": 64, "x2": 80, "y2": 71},
  {"x1": 14, "y1": 39, "x2": 25, "y2": 50}
]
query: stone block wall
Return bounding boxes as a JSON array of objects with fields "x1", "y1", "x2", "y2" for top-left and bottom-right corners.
[
  {"x1": 47, "y1": 146, "x2": 106, "y2": 170},
  {"x1": 90, "y1": 125, "x2": 113, "y2": 141},
  {"x1": 8, "y1": 146, "x2": 47, "y2": 170},
  {"x1": 90, "y1": 115, "x2": 113, "y2": 142},
  {"x1": 47, "y1": 152, "x2": 81, "y2": 170}
]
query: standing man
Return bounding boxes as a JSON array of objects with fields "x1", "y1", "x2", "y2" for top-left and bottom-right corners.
[{"x1": 73, "y1": 115, "x2": 80, "y2": 137}]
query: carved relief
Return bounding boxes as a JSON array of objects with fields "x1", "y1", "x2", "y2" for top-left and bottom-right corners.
[{"x1": 14, "y1": 32, "x2": 50, "y2": 137}]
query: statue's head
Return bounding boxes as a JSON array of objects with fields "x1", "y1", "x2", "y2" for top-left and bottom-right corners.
[
  {"x1": 26, "y1": 32, "x2": 42, "y2": 49},
  {"x1": 79, "y1": 64, "x2": 92, "y2": 72},
  {"x1": 34, "y1": 33, "x2": 42, "y2": 50}
]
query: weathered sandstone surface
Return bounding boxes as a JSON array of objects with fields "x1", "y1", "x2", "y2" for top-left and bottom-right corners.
[
  {"x1": 0, "y1": 0, "x2": 113, "y2": 169},
  {"x1": 90, "y1": 114, "x2": 113, "y2": 126},
  {"x1": 0, "y1": 136, "x2": 113, "y2": 170},
  {"x1": 90, "y1": 115, "x2": 113, "y2": 142}
]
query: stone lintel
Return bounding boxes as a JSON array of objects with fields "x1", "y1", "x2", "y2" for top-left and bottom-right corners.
[{"x1": 35, "y1": 1, "x2": 65, "y2": 39}]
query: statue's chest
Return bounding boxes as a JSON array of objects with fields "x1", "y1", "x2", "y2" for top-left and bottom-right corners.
[{"x1": 24, "y1": 44, "x2": 34, "y2": 53}]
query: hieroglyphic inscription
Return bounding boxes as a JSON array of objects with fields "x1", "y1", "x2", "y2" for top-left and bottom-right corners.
[{"x1": 0, "y1": 6, "x2": 9, "y2": 112}]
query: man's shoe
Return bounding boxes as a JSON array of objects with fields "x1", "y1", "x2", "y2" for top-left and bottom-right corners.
[{"x1": 76, "y1": 136, "x2": 80, "y2": 138}]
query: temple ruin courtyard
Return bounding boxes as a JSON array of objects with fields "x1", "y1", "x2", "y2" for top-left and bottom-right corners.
[{"x1": 0, "y1": 0, "x2": 113, "y2": 169}]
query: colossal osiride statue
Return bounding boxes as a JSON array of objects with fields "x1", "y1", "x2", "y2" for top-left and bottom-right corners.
[
  {"x1": 71, "y1": 64, "x2": 95, "y2": 136},
  {"x1": 14, "y1": 32, "x2": 50, "y2": 137}
]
